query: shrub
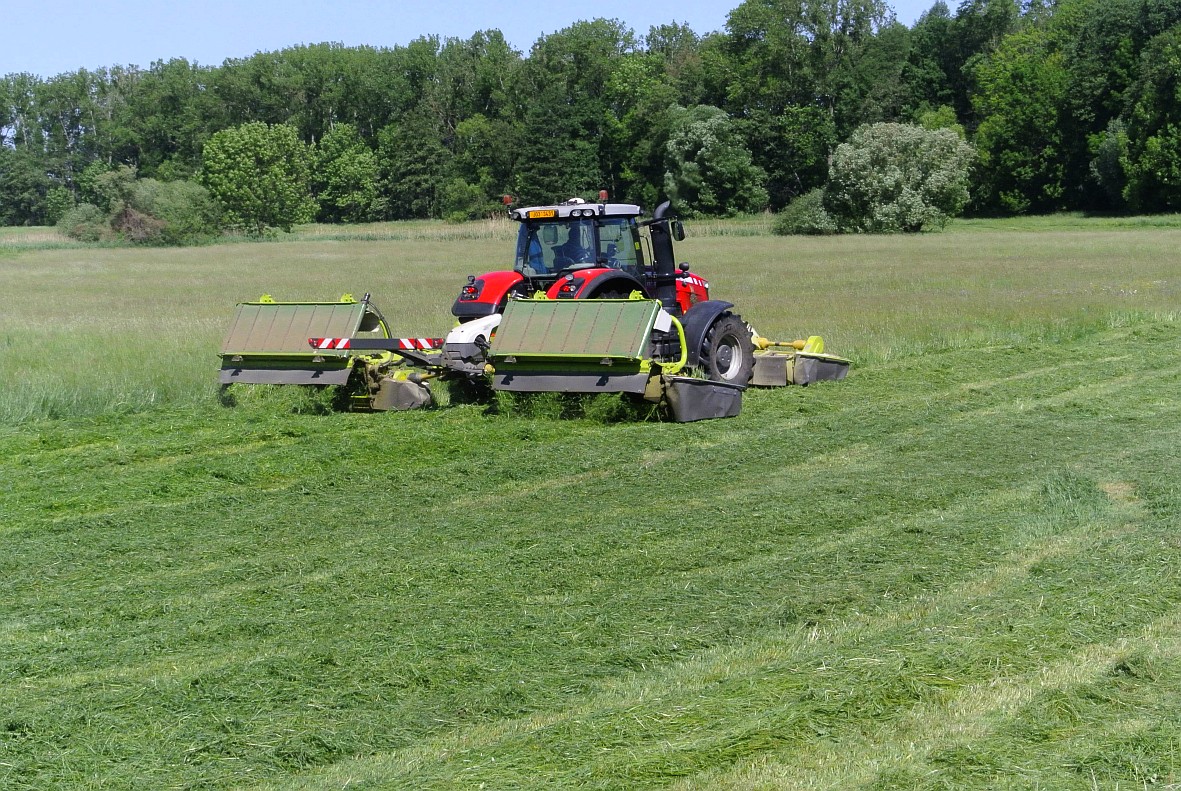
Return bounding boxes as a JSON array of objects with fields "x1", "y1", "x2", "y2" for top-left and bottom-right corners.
[
  {"x1": 57, "y1": 203, "x2": 111, "y2": 242},
  {"x1": 825, "y1": 122, "x2": 975, "y2": 233},
  {"x1": 440, "y1": 178, "x2": 495, "y2": 223},
  {"x1": 44, "y1": 186, "x2": 76, "y2": 226},
  {"x1": 773, "y1": 189, "x2": 838, "y2": 235},
  {"x1": 130, "y1": 179, "x2": 222, "y2": 244},
  {"x1": 111, "y1": 207, "x2": 167, "y2": 243}
]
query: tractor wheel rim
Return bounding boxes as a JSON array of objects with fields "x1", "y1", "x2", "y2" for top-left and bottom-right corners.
[{"x1": 717, "y1": 335, "x2": 741, "y2": 379}]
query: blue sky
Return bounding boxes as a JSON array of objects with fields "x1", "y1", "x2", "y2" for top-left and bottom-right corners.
[{"x1": 3, "y1": 0, "x2": 938, "y2": 78}]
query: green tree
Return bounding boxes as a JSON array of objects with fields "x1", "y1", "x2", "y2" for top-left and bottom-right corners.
[
  {"x1": 1121, "y1": 25, "x2": 1181, "y2": 211},
  {"x1": 429, "y1": 31, "x2": 522, "y2": 138},
  {"x1": 603, "y1": 49, "x2": 680, "y2": 206},
  {"x1": 918, "y1": 104, "x2": 966, "y2": 137},
  {"x1": 824, "y1": 121, "x2": 975, "y2": 232},
  {"x1": 946, "y1": 0, "x2": 1022, "y2": 127},
  {"x1": 44, "y1": 186, "x2": 75, "y2": 225},
  {"x1": 117, "y1": 58, "x2": 222, "y2": 178},
  {"x1": 90, "y1": 164, "x2": 139, "y2": 214},
  {"x1": 971, "y1": 26, "x2": 1069, "y2": 213},
  {"x1": 514, "y1": 20, "x2": 637, "y2": 204},
  {"x1": 313, "y1": 123, "x2": 379, "y2": 223},
  {"x1": 0, "y1": 74, "x2": 44, "y2": 151},
  {"x1": 1090, "y1": 119, "x2": 1130, "y2": 209},
  {"x1": 663, "y1": 104, "x2": 768, "y2": 216},
  {"x1": 741, "y1": 106, "x2": 837, "y2": 210},
  {"x1": 439, "y1": 177, "x2": 496, "y2": 222},
  {"x1": 900, "y1": 2, "x2": 957, "y2": 115},
  {"x1": 376, "y1": 112, "x2": 451, "y2": 219},
  {"x1": 452, "y1": 113, "x2": 519, "y2": 204},
  {"x1": 199, "y1": 122, "x2": 316, "y2": 234},
  {"x1": 646, "y1": 22, "x2": 710, "y2": 106},
  {"x1": 719, "y1": 0, "x2": 893, "y2": 129},
  {"x1": 0, "y1": 147, "x2": 53, "y2": 225}
]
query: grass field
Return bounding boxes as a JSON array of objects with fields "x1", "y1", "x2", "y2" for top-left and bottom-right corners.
[
  {"x1": 2, "y1": 217, "x2": 1180, "y2": 788},
  {"x1": 2, "y1": 215, "x2": 1178, "y2": 423}
]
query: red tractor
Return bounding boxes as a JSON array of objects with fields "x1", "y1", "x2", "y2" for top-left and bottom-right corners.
[{"x1": 451, "y1": 195, "x2": 756, "y2": 386}]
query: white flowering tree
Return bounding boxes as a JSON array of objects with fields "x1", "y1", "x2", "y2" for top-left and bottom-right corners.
[{"x1": 824, "y1": 122, "x2": 975, "y2": 233}]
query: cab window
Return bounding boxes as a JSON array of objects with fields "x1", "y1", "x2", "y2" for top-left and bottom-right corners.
[{"x1": 596, "y1": 219, "x2": 639, "y2": 271}]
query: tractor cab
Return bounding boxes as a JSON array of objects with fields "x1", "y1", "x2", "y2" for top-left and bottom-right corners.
[
  {"x1": 452, "y1": 195, "x2": 708, "y2": 322},
  {"x1": 511, "y1": 200, "x2": 646, "y2": 280}
]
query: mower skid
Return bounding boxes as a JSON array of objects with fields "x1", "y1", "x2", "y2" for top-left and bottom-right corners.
[{"x1": 661, "y1": 376, "x2": 744, "y2": 422}]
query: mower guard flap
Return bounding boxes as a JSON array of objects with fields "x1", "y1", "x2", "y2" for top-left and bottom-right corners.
[
  {"x1": 490, "y1": 298, "x2": 660, "y2": 393},
  {"x1": 219, "y1": 298, "x2": 389, "y2": 385}
]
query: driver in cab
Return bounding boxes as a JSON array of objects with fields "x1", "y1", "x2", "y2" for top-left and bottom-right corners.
[{"x1": 553, "y1": 226, "x2": 594, "y2": 268}]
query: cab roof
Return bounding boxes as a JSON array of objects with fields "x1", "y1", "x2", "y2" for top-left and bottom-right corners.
[{"x1": 509, "y1": 198, "x2": 643, "y2": 222}]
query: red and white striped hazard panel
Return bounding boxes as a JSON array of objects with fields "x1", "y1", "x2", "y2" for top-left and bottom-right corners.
[
  {"x1": 308, "y1": 337, "x2": 445, "y2": 350},
  {"x1": 310, "y1": 337, "x2": 353, "y2": 349},
  {"x1": 396, "y1": 338, "x2": 445, "y2": 350}
]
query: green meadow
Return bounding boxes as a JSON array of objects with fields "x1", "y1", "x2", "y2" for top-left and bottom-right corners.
[{"x1": 1, "y1": 217, "x2": 1180, "y2": 788}]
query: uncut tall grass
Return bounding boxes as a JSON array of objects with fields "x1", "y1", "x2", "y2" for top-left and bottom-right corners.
[{"x1": 1, "y1": 217, "x2": 1178, "y2": 423}]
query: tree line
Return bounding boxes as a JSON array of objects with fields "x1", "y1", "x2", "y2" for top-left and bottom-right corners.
[{"x1": 2, "y1": 0, "x2": 1180, "y2": 238}]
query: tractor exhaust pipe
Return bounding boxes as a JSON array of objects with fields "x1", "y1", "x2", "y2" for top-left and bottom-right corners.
[{"x1": 649, "y1": 201, "x2": 680, "y2": 315}]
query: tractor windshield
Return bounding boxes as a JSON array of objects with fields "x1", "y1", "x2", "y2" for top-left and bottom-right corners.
[{"x1": 515, "y1": 218, "x2": 640, "y2": 276}]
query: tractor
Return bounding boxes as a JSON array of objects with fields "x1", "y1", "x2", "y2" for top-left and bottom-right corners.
[{"x1": 451, "y1": 194, "x2": 756, "y2": 387}]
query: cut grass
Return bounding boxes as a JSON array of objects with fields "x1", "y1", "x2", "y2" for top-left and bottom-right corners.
[{"x1": 1, "y1": 315, "x2": 1179, "y2": 789}]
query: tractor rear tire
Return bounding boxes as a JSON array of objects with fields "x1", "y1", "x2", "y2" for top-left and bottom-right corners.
[{"x1": 700, "y1": 312, "x2": 754, "y2": 386}]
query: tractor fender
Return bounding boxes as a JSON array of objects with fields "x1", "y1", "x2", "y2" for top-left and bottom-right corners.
[
  {"x1": 452, "y1": 270, "x2": 527, "y2": 320},
  {"x1": 575, "y1": 271, "x2": 647, "y2": 299},
  {"x1": 681, "y1": 300, "x2": 736, "y2": 367}
]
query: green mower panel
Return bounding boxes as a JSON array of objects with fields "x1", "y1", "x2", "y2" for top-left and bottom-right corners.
[
  {"x1": 219, "y1": 295, "x2": 391, "y2": 385},
  {"x1": 490, "y1": 298, "x2": 662, "y2": 393}
]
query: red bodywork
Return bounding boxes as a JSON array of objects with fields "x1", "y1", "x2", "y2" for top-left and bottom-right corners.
[
  {"x1": 675, "y1": 272, "x2": 710, "y2": 314},
  {"x1": 456, "y1": 267, "x2": 711, "y2": 318},
  {"x1": 454, "y1": 270, "x2": 528, "y2": 319}
]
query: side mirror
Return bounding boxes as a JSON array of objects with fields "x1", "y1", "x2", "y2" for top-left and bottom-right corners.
[{"x1": 671, "y1": 220, "x2": 685, "y2": 242}]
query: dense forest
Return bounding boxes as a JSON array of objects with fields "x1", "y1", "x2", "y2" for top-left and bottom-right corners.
[{"x1": 2, "y1": 0, "x2": 1180, "y2": 232}]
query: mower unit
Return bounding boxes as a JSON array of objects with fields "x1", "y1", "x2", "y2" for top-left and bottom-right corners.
[
  {"x1": 486, "y1": 297, "x2": 742, "y2": 422},
  {"x1": 219, "y1": 294, "x2": 396, "y2": 386},
  {"x1": 219, "y1": 293, "x2": 449, "y2": 411},
  {"x1": 750, "y1": 335, "x2": 850, "y2": 386}
]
